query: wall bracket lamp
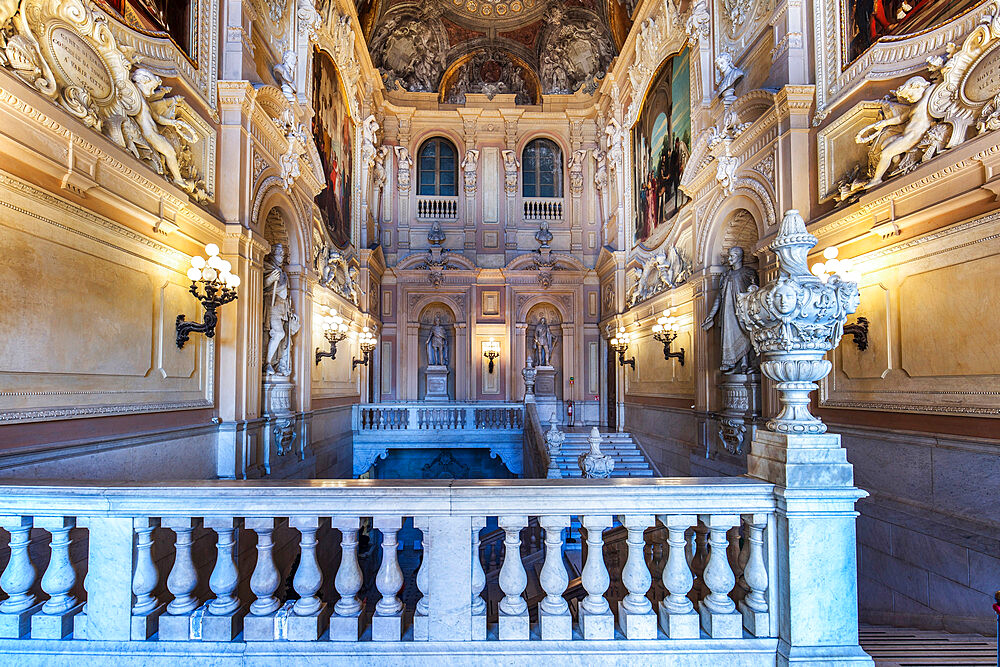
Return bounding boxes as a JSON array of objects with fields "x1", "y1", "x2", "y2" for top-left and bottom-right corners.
[
  {"x1": 651, "y1": 309, "x2": 685, "y2": 365},
  {"x1": 483, "y1": 338, "x2": 500, "y2": 374},
  {"x1": 610, "y1": 326, "x2": 635, "y2": 369},
  {"x1": 316, "y1": 308, "x2": 350, "y2": 365},
  {"x1": 843, "y1": 317, "x2": 870, "y2": 351},
  {"x1": 176, "y1": 243, "x2": 239, "y2": 349},
  {"x1": 812, "y1": 247, "x2": 868, "y2": 352},
  {"x1": 352, "y1": 326, "x2": 378, "y2": 369}
]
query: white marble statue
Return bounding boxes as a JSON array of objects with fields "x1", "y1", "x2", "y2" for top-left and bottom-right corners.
[
  {"x1": 394, "y1": 145, "x2": 413, "y2": 192},
  {"x1": 532, "y1": 317, "x2": 557, "y2": 367},
  {"x1": 361, "y1": 115, "x2": 380, "y2": 167},
  {"x1": 702, "y1": 246, "x2": 758, "y2": 374},
  {"x1": 461, "y1": 149, "x2": 479, "y2": 194},
  {"x1": 130, "y1": 69, "x2": 201, "y2": 194},
  {"x1": 501, "y1": 149, "x2": 520, "y2": 195},
  {"x1": 715, "y1": 52, "x2": 745, "y2": 95},
  {"x1": 578, "y1": 427, "x2": 614, "y2": 478},
  {"x1": 627, "y1": 246, "x2": 691, "y2": 305},
  {"x1": 263, "y1": 243, "x2": 301, "y2": 376},
  {"x1": 273, "y1": 50, "x2": 297, "y2": 101},
  {"x1": 856, "y1": 76, "x2": 937, "y2": 189},
  {"x1": 426, "y1": 315, "x2": 449, "y2": 366}
]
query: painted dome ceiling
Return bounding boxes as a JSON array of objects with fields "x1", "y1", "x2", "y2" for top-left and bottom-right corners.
[{"x1": 357, "y1": 0, "x2": 632, "y2": 104}]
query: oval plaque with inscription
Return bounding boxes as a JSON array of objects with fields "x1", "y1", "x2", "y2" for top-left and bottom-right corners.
[
  {"x1": 47, "y1": 24, "x2": 115, "y2": 103},
  {"x1": 963, "y1": 42, "x2": 1000, "y2": 105}
]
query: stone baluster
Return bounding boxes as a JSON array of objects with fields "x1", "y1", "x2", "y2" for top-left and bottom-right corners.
[
  {"x1": 0, "y1": 517, "x2": 40, "y2": 638},
  {"x1": 330, "y1": 517, "x2": 363, "y2": 641},
  {"x1": 738, "y1": 514, "x2": 771, "y2": 636},
  {"x1": 131, "y1": 518, "x2": 164, "y2": 639},
  {"x1": 618, "y1": 514, "x2": 656, "y2": 639},
  {"x1": 471, "y1": 518, "x2": 487, "y2": 640},
  {"x1": 690, "y1": 522, "x2": 709, "y2": 602},
  {"x1": 658, "y1": 515, "x2": 699, "y2": 638},
  {"x1": 244, "y1": 518, "x2": 280, "y2": 641},
  {"x1": 497, "y1": 515, "x2": 529, "y2": 640},
  {"x1": 31, "y1": 517, "x2": 82, "y2": 639},
  {"x1": 579, "y1": 514, "x2": 613, "y2": 639},
  {"x1": 160, "y1": 518, "x2": 200, "y2": 641},
  {"x1": 698, "y1": 514, "x2": 742, "y2": 638},
  {"x1": 372, "y1": 517, "x2": 403, "y2": 640},
  {"x1": 736, "y1": 520, "x2": 751, "y2": 600},
  {"x1": 413, "y1": 517, "x2": 430, "y2": 640},
  {"x1": 289, "y1": 516, "x2": 326, "y2": 640},
  {"x1": 202, "y1": 518, "x2": 243, "y2": 641},
  {"x1": 537, "y1": 515, "x2": 571, "y2": 640}
]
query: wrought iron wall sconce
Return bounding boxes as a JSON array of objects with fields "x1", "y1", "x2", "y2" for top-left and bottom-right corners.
[
  {"x1": 352, "y1": 326, "x2": 378, "y2": 369},
  {"x1": 176, "y1": 243, "x2": 240, "y2": 349},
  {"x1": 811, "y1": 246, "x2": 868, "y2": 351},
  {"x1": 483, "y1": 338, "x2": 500, "y2": 374},
  {"x1": 610, "y1": 326, "x2": 635, "y2": 369},
  {"x1": 651, "y1": 309, "x2": 685, "y2": 365},
  {"x1": 315, "y1": 307, "x2": 350, "y2": 365}
]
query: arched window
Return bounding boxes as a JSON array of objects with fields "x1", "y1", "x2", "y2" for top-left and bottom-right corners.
[
  {"x1": 418, "y1": 138, "x2": 458, "y2": 196},
  {"x1": 522, "y1": 138, "x2": 562, "y2": 198}
]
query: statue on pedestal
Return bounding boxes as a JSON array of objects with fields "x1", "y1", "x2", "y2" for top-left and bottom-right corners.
[
  {"x1": 532, "y1": 317, "x2": 557, "y2": 367},
  {"x1": 425, "y1": 315, "x2": 449, "y2": 366},
  {"x1": 263, "y1": 243, "x2": 300, "y2": 376},
  {"x1": 702, "y1": 246, "x2": 758, "y2": 374}
]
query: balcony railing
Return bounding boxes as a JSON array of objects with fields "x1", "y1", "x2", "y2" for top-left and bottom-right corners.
[
  {"x1": 355, "y1": 402, "x2": 523, "y2": 431},
  {"x1": 523, "y1": 197, "x2": 563, "y2": 221},
  {"x1": 0, "y1": 478, "x2": 778, "y2": 660},
  {"x1": 415, "y1": 195, "x2": 459, "y2": 220}
]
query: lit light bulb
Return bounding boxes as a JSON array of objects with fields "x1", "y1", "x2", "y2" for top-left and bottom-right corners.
[
  {"x1": 823, "y1": 246, "x2": 839, "y2": 260},
  {"x1": 202, "y1": 267, "x2": 218, "y2": 282},
  {"x1": 205, "y1": 243, "x2": 220, "y2": 257},
  {"x1": 219, "y1": 259, "x2": 232, "y2": 274},
  {"x1": 652, "y1": 324, "x2": 662, "y2": 333},
  {"x1": 224, "y1": 273, "x2": 240, "y2": 288},
  {"x1": 191, "y1": 255, "x2": 206, "y2": 270},
  {"x1": 825, "y1": 258, "x2": 840, "y2": 273},
  {"x1": 187, "y1": 267, "x2": 202, "y2": 281},
  {"x1": 811, "y1": 262, "x2": 825, "y2": 277}
]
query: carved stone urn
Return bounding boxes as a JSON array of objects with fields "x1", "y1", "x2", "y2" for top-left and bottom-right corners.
[
  {"x1": 736, "y1": 210, "x2": 860, "y2": 435},
  {"x1": 578, "y1": 427, "x2": 615, "y2": 479}
]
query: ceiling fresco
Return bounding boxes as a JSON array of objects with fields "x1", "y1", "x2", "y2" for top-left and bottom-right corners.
[{"x1": 360, "y1": 0, "x2": 627, "y2": 103}]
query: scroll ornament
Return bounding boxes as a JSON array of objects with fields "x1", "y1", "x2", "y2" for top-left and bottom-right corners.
[
  {"x1": 736, "y1": 210, "x2": 860, "y2": 435},
  {"x1": 0, "y1": 0, "x2": 209, "y2": 201}
]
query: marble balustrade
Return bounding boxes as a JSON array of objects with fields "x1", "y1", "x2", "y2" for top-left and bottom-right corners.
[
  {"x1": 0, "y1": 478, "x2": 777, "y2": 647},
  {"x1": 355, "y1": 402, "x2": 524, "y2": 431}
]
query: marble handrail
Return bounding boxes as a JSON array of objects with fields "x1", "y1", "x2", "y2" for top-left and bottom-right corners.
[
  {"x1": 0, "y1": 478, "x2": 777, "y2": 648},
  {"x1": 354, "y1": 402, "x2": 524, "y2": 431}
]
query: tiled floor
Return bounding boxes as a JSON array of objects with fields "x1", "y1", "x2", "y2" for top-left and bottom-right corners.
[{"x1": 861, "y1": 626, "x2": 997, "y2": 666}]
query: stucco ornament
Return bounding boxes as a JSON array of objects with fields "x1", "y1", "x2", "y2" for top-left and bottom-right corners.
[
  {"x1": 685, "y1": 0, "x2": 710, "y2": 43},
  {"x1": 539, "y1": 8, "x2": 615, "y2": 95},
  {"x1": 316, "y1": 245, "x2": 360, "y2": 305},
  {"x1": 627, "y1": 245, "x2": 691, "y2": 306},
  {"x1": 568, "y1": 149, "x2": 587, "y2": 195},
  {"x1": 736, "y1": 210, "x2": 860, "y2": 435},
  {"x1": 834, "y1": 7, "x2": 1000, "y2": 201},
  {"x1": 715, "y1": 52, "x2": 745, "y2": 96},
  {"x1": 0, "y1": 0, "x2": 209, "y2": 200},
  {"x1": 716, "y1": 155, "x2": 739, "y2": 194},
  {"x1": 579, "y1": 427, "x2": 615, "y2": 478},
  {"x1": 297, "y1": 0, "x2": 322, "y2": 42},
  {"x1": 273, "y1": 49, "x2": 297, "y2": 101},
  {"x1": 625, "y1": 0, "x2": 683, "y2": 124},
  {"x1": 360, "y1": 115, "x2": 380, "y2": 168},
  {"x1": 501, "y1": 149, "x2": 520, "y2": 196},
  {"x1": 461, "y1": 149, "x2": 479, "y2": 195},
  {"x1": 277, "y1": 110, "x2": 308, "y2": 192},
  {"x1": 394, "y1": 145, "x2": 412, "y2": 193}
]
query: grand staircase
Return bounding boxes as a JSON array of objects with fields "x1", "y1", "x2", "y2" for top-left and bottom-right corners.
[{"x1": 552, "y1": 430, "x2": 656, "y2": 478}]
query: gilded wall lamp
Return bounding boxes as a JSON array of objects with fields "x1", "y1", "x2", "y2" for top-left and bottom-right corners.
[
  {"x1": 352, "y1": 326, "x2": 378, "y2": 369},
  {"x1": 483, "y1": 338, "x2": 500, "y2": 374},
  {"x1": 176, "y1": 243, "x2": 240, "y2": 349},
  {"x1": 610, "y1": 326, "x2": 635, "y2": 369},
  {"x1": 811, "y1": 247, "x2": 869, "y2": 351},
  {"x1": 315, "y1": 307, "x2": 350, "y2": 365},
  {"x1": 651, "y1": 309, "x2": 686, "y2": 365}
]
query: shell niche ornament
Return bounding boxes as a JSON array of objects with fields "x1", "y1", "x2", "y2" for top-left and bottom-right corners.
[{"x1": 736, "y1": 210, "x2": 860, "y2": 434}]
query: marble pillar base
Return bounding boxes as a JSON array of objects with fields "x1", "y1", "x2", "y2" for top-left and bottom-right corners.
[
  {"x1": 31, "y1": 603, "x2": 84, "y2": 639},
  {"x1": 618, "y1": 602, "x2": 657, "y2": 639},
  {"x1": 371, "y1": 614, "x2": 402, "y2": 641},
  {"x1": 0, "y1": 603, "x2": 42, "y2": 639},
  {"x1": 158, "y1": 613, "x2": 195, "y2": 641},
  {"x1": 579, "y1": 608, "x2": 615, "y2": 640},
  {"x1": 287, "y1": 605, "x2": 329, "y2": 641},
  {"x1": 471, "y1": 612, "x2": 486, "y2": 640},
  {"x1": 424, "y1": 365, "x2": 450, "y2": 402},
  {"x1": 243, "y1": 613, "x2": 277, "y2": 642},
  {"x1": 699, "y1": 606, "x2": 742, "y2": 639},
  {"x1": 498, "y1": 611, "x2": 529, "y2": 640},
  {"x1": 201, "y1": 607, "x2": 245, "y2": 642},
  {"x1": 539, "y1": 611, "x2": 572, "y2": 640},
  {"x1": 534, "y1": 366, "x2": 557, "y2": 400},
  {"x1": 413, "y1": 613, "x2": 427, "y2": 641},
  {"x1": 658, "y1": 603, "x2": 700, "y2": 638},
  {"x1": 740, "y1": 602, "x2": 769, "y2": 637},
  {"x1": 131, "y1": 604, "x2": 165, "y2": 640},
  {"x1": 328, "y1": 613, "x2": 361, "y2": 641}
]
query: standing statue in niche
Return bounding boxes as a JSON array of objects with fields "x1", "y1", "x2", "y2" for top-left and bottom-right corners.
[
  {"x1": 701, "y1": 246, "x2": 758, "y2": 374},
  {"x1": 533, "y1": 317, "x2": 558, "y2": 367},
  {"x1": 263, "y1": 243, "x2": 301, "y2": 376},
  {"x1": 426, "y1": 315, "x2": 449, "y2": 366}
]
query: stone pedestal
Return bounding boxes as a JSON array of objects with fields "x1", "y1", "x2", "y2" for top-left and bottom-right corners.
[
  {"x1": 287, "y1": 605, "x2": 330, "y2": 641},
  {"x1": 618, "y1": 601, "x2": 657, "y2": 639},
  {"x1": 739, "y1": 601, "x2": 769, "y2": 637},
  {"x1": 371, "y1": 613, "x2": 402, "y2": 641},
  {"x1": 328, "y1": 613, "x2": 362, "y2": 641},
  {"x1": 533, "y1": 365, "x2": 556, "y2": 399},
  {"x1": 423, "y1": 365, "x2": 450, "y2": 402},
  {"x1": 658, "y1": 603, "x2": 699, "y2": 638},
  {"x1": 201, "y1": 607, "x2": 245, "y2": 641},
  {"x1": 498, "y1": 610, "x2": 529, "y2": 640},
  {"x1": 716, "y1": 372, "x2": 760, "y2": 456},
  {"x1": 30, "y1": 603, "x2": 84, "y2": 639},
  {"x1": 698, "y1": 605, "x2": 742, "y2": 639},
  {"x1": 0, "y1": 603, "x2": 42, "y2": 639},
  {"x1": 262, "y1": 375, "x2": 297, "y2": 473},
  {"x1": 539, "y1": 611, "x2": 572, "y2": 640},
  {"x1": 578, "y1": 608, "x2": 615, "y2": 639}
]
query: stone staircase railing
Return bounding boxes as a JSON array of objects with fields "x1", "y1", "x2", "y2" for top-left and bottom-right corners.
[
  {"x1": 0, "y1": 478, "x2": 781, "y2": 662},
  {"x1": 352, "y1": 402, "x2": 525, "y2": 476}
]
